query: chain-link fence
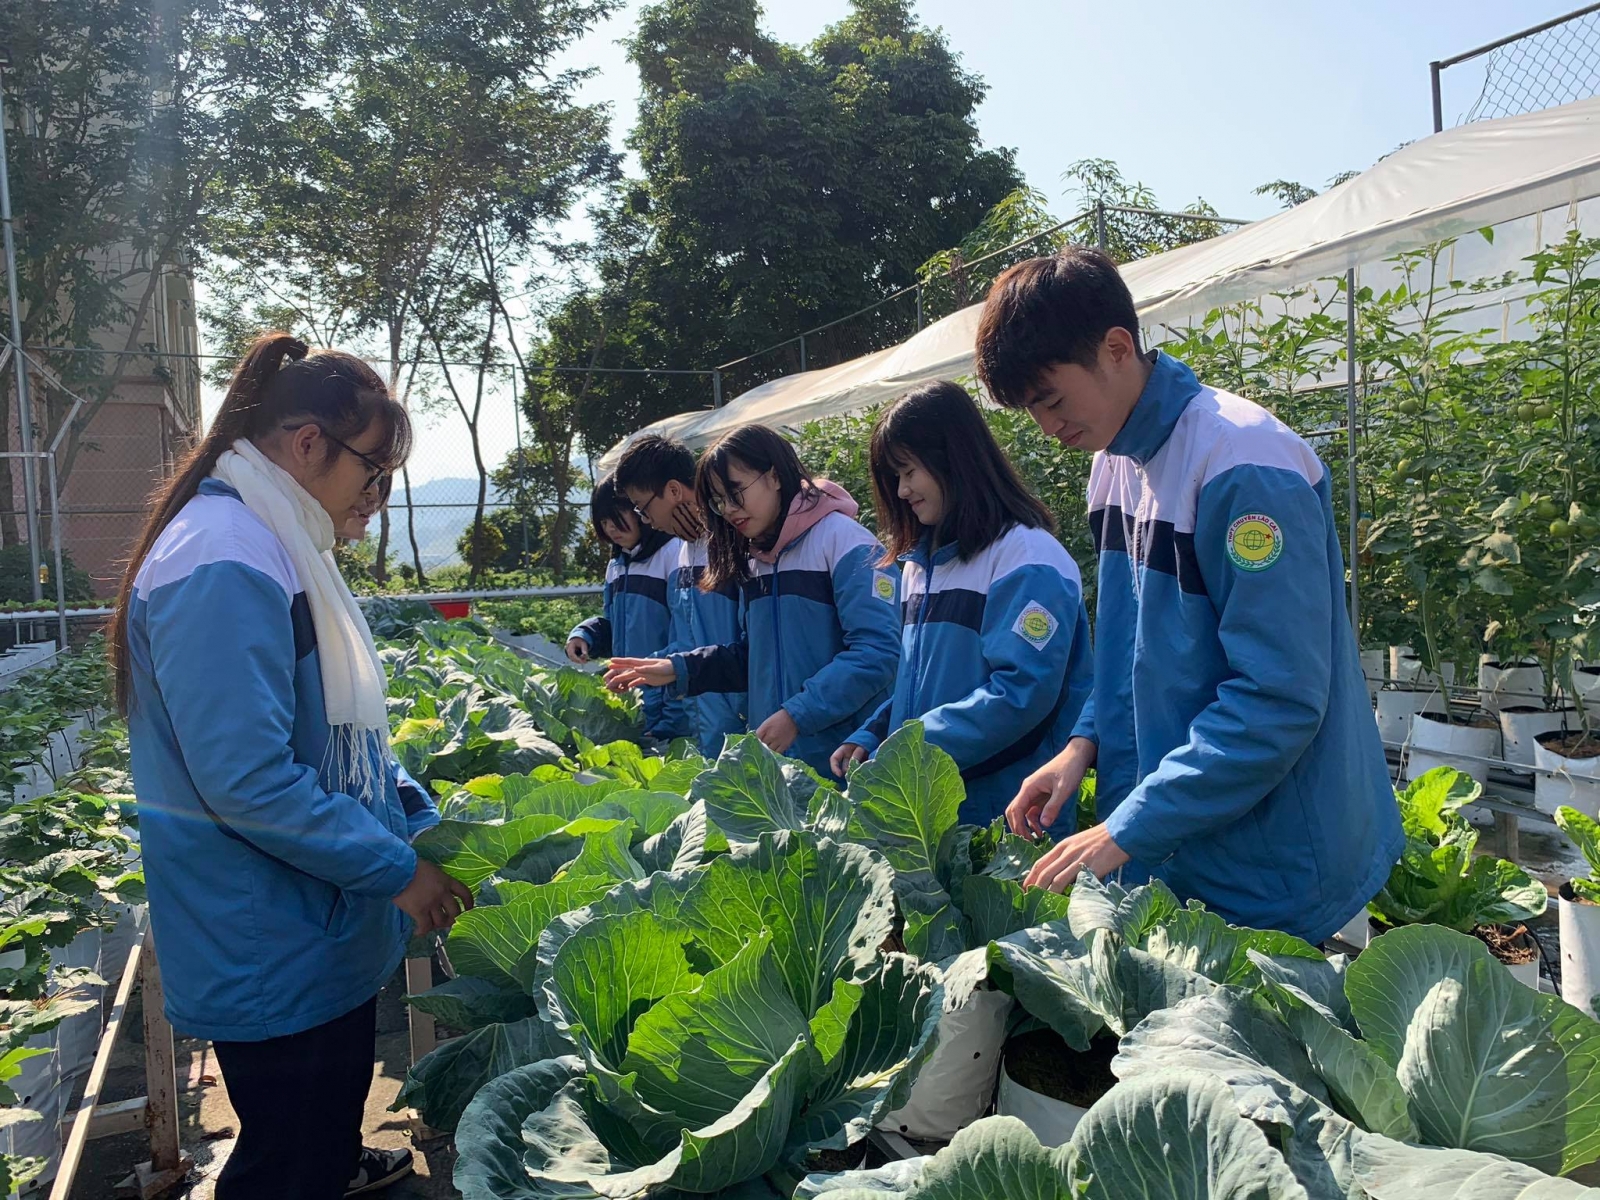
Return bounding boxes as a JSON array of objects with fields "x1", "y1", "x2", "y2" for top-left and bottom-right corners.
[{"x1": 1432, "y1": 3, "x2": 1600, "y2": 131}]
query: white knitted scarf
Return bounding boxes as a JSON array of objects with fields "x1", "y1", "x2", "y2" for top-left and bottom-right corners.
[{"x1": 212, "y1": 439, "x2": 390, "y2": 803}]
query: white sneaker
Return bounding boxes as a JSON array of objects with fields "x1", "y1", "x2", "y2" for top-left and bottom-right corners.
[{"x1": 346, "y1": 1146, "x2": 415, "y2": 1196}]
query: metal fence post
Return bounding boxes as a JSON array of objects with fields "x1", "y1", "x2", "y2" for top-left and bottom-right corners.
[
  {"x1": 1095, "y1": 200, "x2": 1108, "y2": 252},
  {"x1": 47, "y1": 452, "x2": 65, "y2": 648},
  {"x1": 915, "y1": 284, "x2": 924, "y2": 331},
  {"x1": 712, "y1": 369, "x2": 722, "y2": 408},
  {"x1": 1430, "y1": 61, "x2": 1444, "y2": 132},
  {"x1": 0, "y1": 67, "x2": 42, "y2": 600},
  {"x1": 511, "y1": 362, "x2": 531, "y2": 574},
  {"x1": 1346, "y1": 268, "x2": 1361, "y2": 638},
  {"x1": 798, "y1": 334, "x2": 806, "y2": 373}
]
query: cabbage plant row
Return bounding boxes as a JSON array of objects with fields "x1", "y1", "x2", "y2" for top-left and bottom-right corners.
[{"x1": 387, "y1": 623, "x2": 1600, "y2": 1199}]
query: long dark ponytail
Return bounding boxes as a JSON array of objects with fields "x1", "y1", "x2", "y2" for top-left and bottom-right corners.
[{"x1": 110, "y1": 332, "x2": 412, "y2": 713}]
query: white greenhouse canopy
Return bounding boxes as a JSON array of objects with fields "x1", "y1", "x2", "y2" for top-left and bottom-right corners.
[{"x1": 599, "y1": 95, "x2": 1600, "y2": 473}]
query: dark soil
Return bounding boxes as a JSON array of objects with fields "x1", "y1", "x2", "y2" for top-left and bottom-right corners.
[
  {"x1": 1474, "y1": 923, "x2": 1538, "y2": 965},
  {"x1": 1003, "y1": 1028, "x2": 1117, "y2": 1108},
  {"x1": 806, "y1": 1145, "x2": 868, "y2": 1173},
  {"x1": 1416, "y1": 710, "x2": 1497, "y2": 731},
  {"x1": 1540, "y1": 730, "x2": 1600, "y2": 758},
  {"x1": 1562, "y1": 883, "x2": 1599, "y2": 906}
]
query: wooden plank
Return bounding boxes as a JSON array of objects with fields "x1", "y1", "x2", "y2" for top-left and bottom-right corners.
[
  {"x1": 82, "y1": 1097, "x2": 148, "y2": 1140},
  {"x1": 406, "y1": 955, "x2": 438, "y2": 1063},
  {"x1": 139, "y1": 935, "x2": 182, "y2": 1172},
  {"x1": 49, "y1": 931, "x2": 146, "y2": 1200},
  {"x1": 1494, "y1": 809, "x2": 1522, "y2": 863}
]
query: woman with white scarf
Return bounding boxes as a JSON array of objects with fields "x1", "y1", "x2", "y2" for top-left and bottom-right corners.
[{"x1": 111, "y1": 332, "x2": 470, "y2": 1200}]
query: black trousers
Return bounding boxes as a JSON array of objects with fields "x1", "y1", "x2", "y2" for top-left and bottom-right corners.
[{"x1": 212, "y1": 996, "x2": 377, "y2": 1200}]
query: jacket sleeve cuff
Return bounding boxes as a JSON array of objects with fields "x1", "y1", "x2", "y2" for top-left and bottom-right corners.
[
  {"x1": 368, "y1": 843, "x2": 420, "y2": 900},
  {"x1": 783, "y1": 697, "x2": 818, "y2": 735},
  {"x1": 847, "y1": 726, "x2": 881, "y2": 756},
  {"x1": 1103, "y1": 798, "x2": 1169, "y2": 866},
  {"x1": 671, "y1": 654, "x2": 689, "y2": 696}
]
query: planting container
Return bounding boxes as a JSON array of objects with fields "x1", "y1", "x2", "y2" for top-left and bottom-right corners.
[
  {"x1": 429, "y1": 599, "x2": 472, "y2": 620},
  {"x1": 1368, "y1": 919, "x2": 1540, "y2": 990},
  {"x1": 1533, "y1": 730, "x2": 1600, "y2": 818},
  {"x1": 995, "y1": 1063, "x2": 1089, "y2": 1147},
  {"x1": 1499, "y1": 706, "x2": 1576, "y2": 776},
  {"x1": 1388, "y1": 646, "x2": 1415, "y2": 677},
  {"x1": 1405, "y1": 710, "x2": 1499, "y2": 785},
  {"x1": 1393, "y1": 654, "x2": 1455, "y2": 691},
  {"x1": 1560, "y1": 884, "x2": 1600, "y2": 1020},
  {"x1": 1331, "y1": 908, "x2": 1370, "y2": 950},
  {"x1": 879, "y1": 989, "x2": 1011, "y2": 1139},
  {"x1": 1374, "y1": 687, "x2": 1446, "y2": 748},
  {"x1": 1479, "y1": 659, "x2": 1546, "y2": 715},
  {"x1": 1359, "y1": 650, "x2": 1386, "y2": 702}
]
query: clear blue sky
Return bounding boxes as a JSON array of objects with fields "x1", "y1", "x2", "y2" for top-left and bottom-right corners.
[{"x1": 553, "y1": 0, "x2": 1585, "y2": 221}]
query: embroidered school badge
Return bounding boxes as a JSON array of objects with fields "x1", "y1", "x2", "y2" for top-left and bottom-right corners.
[
  {"x1": 872, "y1": 571, "x2": 897, "y2": 602},
  {"x1": 1227, "y1": 514, "x2": 1283, "y2": 571},
  {"x1": 1013, "y1": 601, "x2": 1058, "y2": 650}
]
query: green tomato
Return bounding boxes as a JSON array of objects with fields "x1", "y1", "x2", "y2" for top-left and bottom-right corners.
[
  {"x1": 1517, "y1": 403, "x2": 1537, "y2": 421},
  {"x1": 1536, "y1": 499, "x2": 1560, "y2": 520},
  {"x1": 1534, "y1": 402, "x2": 1555, "y2": 419},
  {"x1": 1396, "y1": 458, "x2": 1413, "y2": 477},
  {"x1": 1551, "y1": 519, "x2": 1572, "y2": 537},
  {"x1": 1397, "y1": 398, "x2": 1421, "y2": 416}
]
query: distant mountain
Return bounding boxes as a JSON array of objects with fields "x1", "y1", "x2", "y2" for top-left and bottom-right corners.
[{"x1": 384, "y1": 476, "x2": 513, "y2": 568}]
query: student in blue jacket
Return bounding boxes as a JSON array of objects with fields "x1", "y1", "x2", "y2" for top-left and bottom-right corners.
[
  {"x1": 110, "y1": 333, "x2": 471, "y2": 1200},
  {"x1": 565, "y1": 478, "x2": 686, "y2": 741},
  {"x1": 612, "y1": 434, "x2": 747, "y2": 757},
  {"x1": 977, "y1": 249, "x2": 1403, "y2": 944},
  {"x1": 605, "y1": 424, "x2": 901, "y2": 775},
  {"x1": 830, "y1": 381, "x2": 1093, "y2": 829}
]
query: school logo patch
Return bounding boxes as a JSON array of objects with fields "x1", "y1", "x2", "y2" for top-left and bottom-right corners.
[
  {"x1": 1227, "y1": 513, "x2": 1283, "y2": 572},
  {"x1": 1013, "y1": 601, "x2": 1058, "y2": 650},
  {"x1": 872, "y1": 571, "x2": 897, "y2": 603}
]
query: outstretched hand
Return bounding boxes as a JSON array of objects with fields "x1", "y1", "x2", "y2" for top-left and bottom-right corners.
[
  {"x1": 1023, "y1": 824, "x2": 1129, "y2": 893},
  {"x1": 604, "y1": 657, "x2": 676, "y2": 691}
]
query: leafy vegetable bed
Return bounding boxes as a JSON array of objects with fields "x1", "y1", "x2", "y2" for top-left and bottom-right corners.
[{"x1": 384, "y1": 621, "x2": 1600, "y2": 1198}]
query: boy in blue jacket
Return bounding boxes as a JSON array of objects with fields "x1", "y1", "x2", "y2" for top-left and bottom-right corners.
[
  {"x1": 979, "y1": 249, "x2": 1402, "y2": 944},
  {"x1": 613, "y1": 434, "x2": 747, "y2": 757},
  {"x1": 566, "y1": 478, "x2": 686, "y2": 741}
]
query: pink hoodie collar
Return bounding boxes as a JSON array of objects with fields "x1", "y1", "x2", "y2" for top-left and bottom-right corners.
[{"x1": 751, "y1": 479, "x2": 858, "y2": 564}]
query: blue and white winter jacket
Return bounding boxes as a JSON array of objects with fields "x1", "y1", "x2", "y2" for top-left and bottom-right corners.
[
  {"x1": 570, "y1": 531, "x2": 687, "y2": 739},
  {"x1": 125, "y1": 479, "x2": 437, "y2": 1042},
  {"x1": 663, "y1": 538, "x2": 747, "y2": 757},
  {"x1": 849, "y1": 524, "x2": 1093, "y2": 828},
  {"x1": 673, "y1": 485, "x2": 901, "y2": 776},
  {"x1": 1081, "y1": 353, "x2": 1403, "y2": 943}
]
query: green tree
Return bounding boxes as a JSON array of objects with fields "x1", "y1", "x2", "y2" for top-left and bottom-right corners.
[{"x1": 535, "y1": 0, "x2": 1022, "y2": 463}]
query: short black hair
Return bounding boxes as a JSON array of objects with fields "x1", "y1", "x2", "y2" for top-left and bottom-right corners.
[
  {"x1": 975, "y1": 247, "x2": 1142, "y2": 409},
  {"x1": 871, "y1": 381, "x2": 1052, "y2": 563},
  {"x1": 615, "y1": 433, "x2": 696, "y2": 497},
  {"x1": 589, "y1": 476, "x2": 631, "y2": 544}
]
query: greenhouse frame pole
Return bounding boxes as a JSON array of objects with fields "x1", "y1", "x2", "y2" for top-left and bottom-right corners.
[{"x1": 1345, "y1": 268, "x2": 1360, "y2": 638}]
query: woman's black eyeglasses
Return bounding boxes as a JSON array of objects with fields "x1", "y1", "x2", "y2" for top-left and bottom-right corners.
[
  {"x1": 283, "y1": 423, "x2": 389, "y2": 492},
  {"x1": 708, "y1": 478, "x2": 759, "y2": 518}
]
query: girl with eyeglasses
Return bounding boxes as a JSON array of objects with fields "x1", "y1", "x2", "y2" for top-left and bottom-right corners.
[
  {"x1": 109, "y1": 333, "x2": 465, "y2": 1199},
  {"x1": 829, "y1": 382, "x2": 1093, "y2": 830},
  {"x1": 567, "y1": 477, "x2": 687, "y2": 741},
  {"x1": 605, "y1": 424, "x2": 900, "y2": 776}
]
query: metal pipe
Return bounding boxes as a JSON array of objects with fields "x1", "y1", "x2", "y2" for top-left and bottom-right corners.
[
  {"x1": 798, "y1": 334, "x2": 806, "y2": 373},
  {"x1": 915, "y1": 284, "x2": 923, "y2": 331},
  {"x1": 0, "y1": 69, "x2": 42, "y2": 599},
  {"x1": 47, "y1": 452, "x2": 65, "y2": 647},
  {"x1": 1435, "y1": 1, "x2": 1600, "y2": 69},
  {"x1": 1346, "y1": 268, "x2": 1361, "y2": 638},
  {"x1": 1430, "y1": 61, "x2": 1445, "y2": 132},
  {"x1": 1101, "y1": 204, "x2": 1253, "y2": 227},
  {"x1": 510, "y1": 362, "x2": 530, "y2": 570},
  {"x1": 1095, "y1": 200, "x2": 1108, "y2": 251},
  {"x1": 712, "y1": 369, "x2": 722, "y2": 408}
]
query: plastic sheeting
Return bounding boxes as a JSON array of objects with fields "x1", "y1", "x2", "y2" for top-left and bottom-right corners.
[{"x1": 599, "y1": 95, "x2": 1600, "y2": 472}]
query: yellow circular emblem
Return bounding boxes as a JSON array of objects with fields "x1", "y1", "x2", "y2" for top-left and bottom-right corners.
[
  {"x1": 1021, "y1": 610, "x2": 1052, "y2": 640},
  {"x1": 874, "y1": 574, "x2": 895, "y2": 601},
  {"x1": 1227, "y1": 514, "x2": 1282, "y2": 571}
]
